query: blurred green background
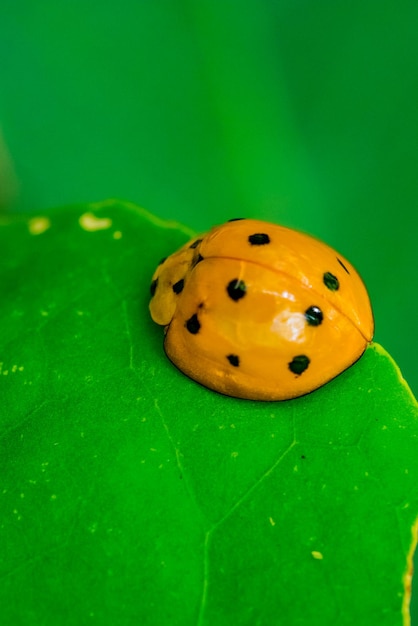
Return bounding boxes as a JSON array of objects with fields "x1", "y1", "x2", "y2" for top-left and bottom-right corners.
[{"x1": 1, "y1": 0, "x2": 417, "y2": 618}]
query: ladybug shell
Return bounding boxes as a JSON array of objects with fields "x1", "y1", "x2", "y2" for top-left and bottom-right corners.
[{"x1": 149, "y1": 219, "x2": 374, "y2": 401}]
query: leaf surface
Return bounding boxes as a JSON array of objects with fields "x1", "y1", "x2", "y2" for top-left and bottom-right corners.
[{"x1": 1, "y1": 200, "x2": 417, "y2": 626}]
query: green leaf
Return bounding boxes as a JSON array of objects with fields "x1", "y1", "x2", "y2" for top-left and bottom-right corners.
[{"x1": 1, "y1": 199, "x2": 417, "y2": 626}]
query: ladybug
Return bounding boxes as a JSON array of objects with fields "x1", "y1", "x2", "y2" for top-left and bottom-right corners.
[{"x1": 149, "y1": 219, "x2": 374, "y2": 401}]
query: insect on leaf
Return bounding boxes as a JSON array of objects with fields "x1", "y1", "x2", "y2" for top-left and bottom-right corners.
[{"x1": 0, "y1": 200, "x2": 417, "y2": 626}]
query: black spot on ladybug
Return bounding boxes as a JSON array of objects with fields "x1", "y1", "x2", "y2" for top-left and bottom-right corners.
[
  {"x1": 150, "y1": 278, "x2": 158, "y2": 297},
  {"x1": 228, "y1": 217, "x2": 246, "y2": 221},
  {"x1": 185, "y1": 313, "x2": 200, "y2": 334},
  {"x1": 227, "y1": 279, "x2": 246, "y2": 301},
  {"x1": 288, "y1": 355, "x2": 310, "y2": 375},
  {"x1": 227, "y1": 354, "x2": 240, "y2": 367},
  {"x1": 189, "y1": 239, "x2": 202, "y2": 249},
  {"x1": 323, "y1": 272, "x2": 340, "y2": 291},
  {"x1": 248, "y1": 233, "x2": 270, "y2": 246},
  {"x1": 158, "y1": 257, "x2": 167, "y2": 266},
  {"x1": 337, "y1": 257, "x2": 350, "y2": 274},
  {"x1": 172, "y1": 278, "x2": 184, "y2": 295},
  {"x1": 191, "y1": 253, "x2": 204, "y2": 268},
  {"x1": 305, "y1": 306, "x2": 323, "y2": 326}
]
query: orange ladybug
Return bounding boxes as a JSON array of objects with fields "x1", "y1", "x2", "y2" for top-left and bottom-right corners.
[{"x1": 149, "y1": 219, "x2": 374, "y2": 400}]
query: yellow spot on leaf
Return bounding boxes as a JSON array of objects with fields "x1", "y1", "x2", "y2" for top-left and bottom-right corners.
[
  {"x1": 113, "y1": 230, "x2": 122, "y2": 239},
  {"x1": 79, "y1": 212, "x2": 112, "y2": 232},
  {"x1": 311, "y1": 551, "x2": 324, "y2": 560},
  {"x1": 269, "y1": 517, "x2": 276, "y2": 526},
  {"x1": 28, "y1": 216, "x2": 51, "y2": 235}
]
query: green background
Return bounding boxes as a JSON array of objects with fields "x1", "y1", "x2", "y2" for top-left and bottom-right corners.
[{"x1": 1, "y1": 0, "x2": 417, "y2": 620}]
